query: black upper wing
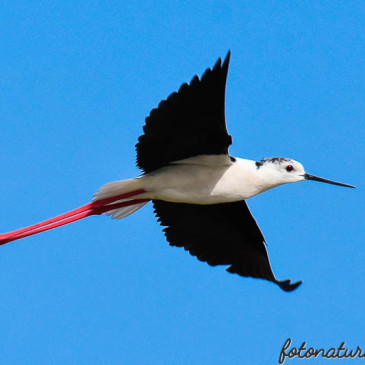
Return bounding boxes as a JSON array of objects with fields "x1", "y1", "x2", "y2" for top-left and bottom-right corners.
[
  {"x1": 153, "y1": 200, "x2": 302, "y2": 292},
  {"x1": 136, "y1": 52, "x2": 232, "y2": 173}
]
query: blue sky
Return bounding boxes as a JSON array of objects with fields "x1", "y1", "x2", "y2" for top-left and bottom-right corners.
[{"x1": 1, "y1": 1, "x2": 364, "y2": 364}]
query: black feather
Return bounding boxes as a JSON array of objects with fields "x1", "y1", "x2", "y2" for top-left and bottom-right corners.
[{"x1": 136, "y1": 52, "x2": 232, "y2": 173}]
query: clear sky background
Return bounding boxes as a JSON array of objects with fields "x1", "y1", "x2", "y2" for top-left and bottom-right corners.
[{"x1": 1, "y1": 2, "x2": 364, "y2": 364}]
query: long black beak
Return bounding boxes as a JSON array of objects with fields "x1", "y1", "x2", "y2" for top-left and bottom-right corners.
[{"x1": 303, "y1": 173, "x2": 355, "y2": 188}]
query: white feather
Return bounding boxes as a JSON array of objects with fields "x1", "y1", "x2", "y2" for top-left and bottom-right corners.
[
  {"x1": 93, "y1": 178, "x2": 144, "y2": 201},
  {"x1": 105, "y1": 201, "x2": 149, "y2": 219}
]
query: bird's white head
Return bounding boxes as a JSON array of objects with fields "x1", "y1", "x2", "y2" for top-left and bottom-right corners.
[{"x1": 255, "y1": 157, "x2": 355, "y2": 189}]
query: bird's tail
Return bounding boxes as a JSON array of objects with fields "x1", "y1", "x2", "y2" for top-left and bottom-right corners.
[{"x1": 93, "y1": 178, "x2": 149, "y2": 219}]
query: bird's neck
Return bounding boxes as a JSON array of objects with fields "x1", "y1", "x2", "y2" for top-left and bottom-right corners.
[
  {"x1": 233, "y1": 158, "x2": 285, "y2": 199},
  {"x1": 255, "y1": 163, "x2": 287, "y2": 193}
]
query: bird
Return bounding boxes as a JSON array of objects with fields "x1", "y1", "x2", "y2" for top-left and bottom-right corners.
[{"x1": 0, "y1": 51, "x2": 355, "y2": 292}]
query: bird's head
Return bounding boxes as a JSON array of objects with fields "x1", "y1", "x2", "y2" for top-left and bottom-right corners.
[{"x1": 256, "y1": 157, "x2": 355, "y2": 188}]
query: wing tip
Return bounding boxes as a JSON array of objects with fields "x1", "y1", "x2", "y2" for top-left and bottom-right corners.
[
  {"x1": 223, "y1": 50, "x2": 231, "y2": 69},
  {"x1": 276, "y1": 279, "x2": 303, "y2": 292},
  {"x1": 213, "y1": 50, "x2": 231, "y2": 73}
]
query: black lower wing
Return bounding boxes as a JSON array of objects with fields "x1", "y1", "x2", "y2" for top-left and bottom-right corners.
[{"x1": 153, "y1": 200, "x2": 302, "y2": 292}]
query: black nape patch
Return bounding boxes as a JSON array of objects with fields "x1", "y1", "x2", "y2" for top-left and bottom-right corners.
[
  {"x1": 230, "y1": 156, "x2": 236, "y2": 163},
  {"x1": 262, "y1": 157, "x2": 291, "y2": 164},
  {"x1": 255, "y1": 161, "x2": 263, "y2": 169}
]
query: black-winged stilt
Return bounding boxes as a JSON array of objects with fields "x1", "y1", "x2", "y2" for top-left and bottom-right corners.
[{"x1": 0, "y1": 52, "x2": 354, "y2": 291}]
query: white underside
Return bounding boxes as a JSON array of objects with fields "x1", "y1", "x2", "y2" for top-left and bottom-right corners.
[
  {"x1": 94, "y1": 154, "x2": 276, "y2": 210},
  {"x1": 143, "y1": 154, "x2": 279, "y2": 203}
]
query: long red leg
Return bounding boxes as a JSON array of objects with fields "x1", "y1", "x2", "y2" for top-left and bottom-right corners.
[{"x1": 0, "y1": 189, "x2": 149, "y2": 246}]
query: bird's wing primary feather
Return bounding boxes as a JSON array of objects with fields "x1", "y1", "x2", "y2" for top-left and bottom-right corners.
[
  {"x1": 153, "y1": 200, "x2": 302, "y2": 292},
  {"x1": 136, "y1": 52, "x2": 232, "y2": 173}
]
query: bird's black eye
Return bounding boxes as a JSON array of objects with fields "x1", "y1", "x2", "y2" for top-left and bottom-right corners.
[{"x1": 286, "y1": 165, "x2": 294, "y2": 172}]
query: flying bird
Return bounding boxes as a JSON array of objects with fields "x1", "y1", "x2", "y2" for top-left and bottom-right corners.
[{"x1": 0, "y1": 52, "x2": 355, "y2": 291}]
